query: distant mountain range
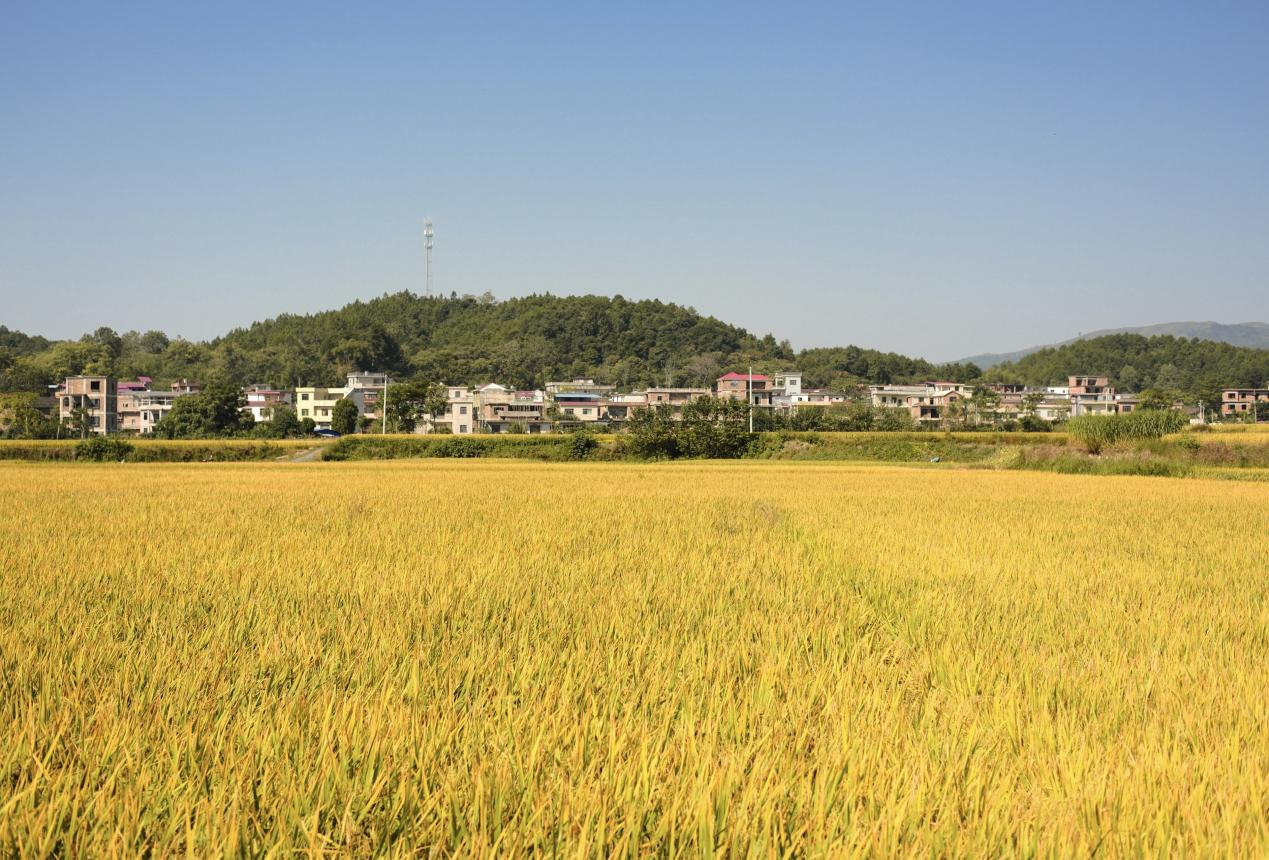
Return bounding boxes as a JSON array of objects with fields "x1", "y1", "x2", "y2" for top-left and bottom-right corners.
[{"x1": 958, "y1": 322, "x2": 1269, "y2": 368}]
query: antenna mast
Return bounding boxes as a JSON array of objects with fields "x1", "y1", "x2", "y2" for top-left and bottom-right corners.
[{"x1": 424, "y1": 218, "x2": 435, "y2": 297}]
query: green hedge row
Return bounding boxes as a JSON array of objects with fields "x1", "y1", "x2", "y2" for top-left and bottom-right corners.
[
  {"x1": 0, "y1": 440, "x2": 305, "y2": 462},
  {"x1": 323, "y1": 435, "x2": 597, "y2": 461}
]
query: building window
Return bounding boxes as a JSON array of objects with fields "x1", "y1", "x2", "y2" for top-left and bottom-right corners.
[
  {"x1": 90, "y1": 380, "x2": 101, "y2": 392},
  {"x1": 459, "y1": 406, "x2": 468, "y2": 415},
  {"x1": 301, "y1": 409, "x2": 309, "y2": 417},
  {"x1": 459, "y1": 424, "x2": 468, "y2": 433},
  {"x1": 300, "y1": 393, "x2": 309, "y2": 401}
]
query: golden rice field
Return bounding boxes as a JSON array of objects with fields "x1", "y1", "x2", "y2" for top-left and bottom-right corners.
[{"x1": 2, "y1": 460, "x2": 1268, "y2": 857}]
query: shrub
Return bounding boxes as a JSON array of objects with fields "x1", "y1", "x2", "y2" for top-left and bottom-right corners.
[
  {"x1": 435, "y1": 438, "x2": 490, "y2": 458},
  {"x1": 566, "y1": 430, "x2": 598, "y2": 461},
  {"x1": 74, "y1": 437, "x2": 135, "y2": 462}
]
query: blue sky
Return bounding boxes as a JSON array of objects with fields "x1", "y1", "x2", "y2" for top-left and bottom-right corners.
[{"x1": 2, "y1": 1, "x2": 1267, "y2": 360}]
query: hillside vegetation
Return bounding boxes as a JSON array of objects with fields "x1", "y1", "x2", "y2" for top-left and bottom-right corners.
[
  {"x1": 4, "y1": 297, "x2": 1267, "y2": 401},
  {"x1": 983, "y1": 333, "x2": 1269, "y2": 404},
  {"x1": 1, "y1": 293, "x2": 980, "y2": 391}
]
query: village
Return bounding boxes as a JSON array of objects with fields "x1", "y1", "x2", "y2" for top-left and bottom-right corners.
[{"x1": 45, "y1": 370, "x2": 1269, "y2": 436}]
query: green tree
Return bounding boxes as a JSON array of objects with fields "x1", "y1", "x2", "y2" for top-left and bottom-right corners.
[
  {"x1": 386, "y1": 379, "x2": 447, "y2": 432},
  {"x1": 253, "y1": 404, "x2": 300, "y2": 438},
  {"x1": 874, "y1": 407, "x2": 916, "y2": 432},
  {"x1": 331, "y1": 397, "x2": 360, "y2": 435},
  {"x1": 156, "y1": 383, "x2": 254, "y2": 438},
  {"x1": 0, "y1": 393, "x2": 58, "y2": 439},
  {"x1": 1136, "y1": 388, "x2": 1175, "y2": 410},
  {"x1": 625, "y1": 404, "x2": 679, "y2": 459},
  {"x1": 967, "y1": 386, "x2": 1002, "y2": 427},
  {"x1": 679, "y1": 397, "x2": 754, "y2": 458}
]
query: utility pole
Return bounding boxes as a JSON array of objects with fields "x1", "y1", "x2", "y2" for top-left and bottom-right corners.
[
  {"x1": 382, "y1": 376, "x2": 389, "y2": 434},
  {"x1": 424, "y1": 219, "x2": 435, "y2": 297}
]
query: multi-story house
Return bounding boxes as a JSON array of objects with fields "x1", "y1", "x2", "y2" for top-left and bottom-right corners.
[
  {"x1": 426, "y1": 386, "x2": 476, "y2": 434},
  {"x1": 477, "y1": 385, "x2": 552, "y2": 433},
  {"x1": 132, "y1": 390, "x2": 183, "y2": 434},
  {"x1": 57, "y1": 375, "x2": 118, "y2": 436},
  {"x1": 114, "y1": 378, "x2": 200, "y2": 434},
  {"x1": 601, "y1": 388, "x2": 711, "y2": 424},
  {"x1": 869, "y1": 384, "x2": 928, "y2": 410},
  {"x1": 244, "y1": 385, "x2": 293, "y2": 422},
  {"x1": 868, "y1": 382, "x2": 969, "y2": 424},
  {"x1": 602, "y1": 392, "x2": 648, "y2": 423},
  {"x1": 644, "y1": 387, "x2": 710, "y2": 408},
  {"x1": 293, "y1": 386, "x2": 341, "y2": 428},
  {"x1": 1067, "y1": 375, "x2": 1121, "y2": 417},
  {"x1": 116, "y1": 377, "x2": 153, "y2": 433},
  {"x1": 295, "y1": 371, "x2": 386, "y2": 430},
  {"x1": 553, "y1": 391, "x2": 604, "y2": 423},
  {"x1": 716, "y1": 372, "x2": 773, "y2": 406},
  {"x1": 546, "y1": 378, "x2": 616, "y2": 398},
  {"x1": 1221, "y1": 386, "x2": 1269, "y2": 417},
  {"x1": 912, "y1": 388, "x2": 965, "y2": 424}
]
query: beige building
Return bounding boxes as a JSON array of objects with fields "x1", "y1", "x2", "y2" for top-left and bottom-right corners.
[
  {"x1": 434, "y1": 386, "x2": 476, "y2": 434},
  {"x1": 546, "y1": 378, "x2": 615, "y2": 397},
  {"x1": 295, "y1": 371, "x2": 386, "y2": 430},
  {"x1": 477, "y1": 384, "x2": 551, "y2": 433},
  {"x1": 57, "y1": 376, "x2": 118, "y2": 436},
  {"x1": 1221, "y1": 386, "x2": 1269, "y2": 417},
  {"x1": 1067, "y1": 376, "x2": 1122, "y2": 417}
]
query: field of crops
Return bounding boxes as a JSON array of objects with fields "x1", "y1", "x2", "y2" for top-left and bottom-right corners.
[{"x1": 3, "y1": 460, "x2": 1268, "y2": 855}]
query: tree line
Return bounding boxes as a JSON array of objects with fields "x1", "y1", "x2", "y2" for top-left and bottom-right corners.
[
  {"x1": 4, "y1": 297, "x2": 1266, "y2": 413},
  {"x1": 0, "y1": 293, "x2": 982, "y2": 394}
]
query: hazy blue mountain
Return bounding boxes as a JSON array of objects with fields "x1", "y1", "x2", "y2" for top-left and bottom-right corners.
[{"x1": 960, "y1": 321, "x2": 1269, "y2": 368}]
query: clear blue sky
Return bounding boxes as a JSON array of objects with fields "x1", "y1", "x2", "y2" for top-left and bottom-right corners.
[{"x1": 2, "y1": 1, "x2": 1267, "y2": 360}]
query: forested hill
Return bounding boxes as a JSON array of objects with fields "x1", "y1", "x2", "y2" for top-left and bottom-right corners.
[
  {"x1": 3, "y1": 296, "x2": 1265, "y2": 399},
  {"x1": 213, "y1": 293, "x2": 787, "y2": 389},
  {"x1": 0, "y1": 292, "x2": 981, "y2": 391},
  {"x1": 983, "y1": 333, "x2": 1269, "y2": 403}
]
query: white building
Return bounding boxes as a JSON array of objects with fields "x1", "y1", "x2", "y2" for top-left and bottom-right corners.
[{"x1": 244, "y1": 385, "x2": 292, "y2": 422}]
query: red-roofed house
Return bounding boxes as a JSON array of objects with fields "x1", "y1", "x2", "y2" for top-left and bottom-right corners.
[{"x1": 716, "y1": 372, "x2": 771, "y2": 404}]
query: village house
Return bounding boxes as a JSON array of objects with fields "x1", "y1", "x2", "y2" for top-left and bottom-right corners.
[
  {"x1": 295, "y1": 371, "x2": 387, "y2": 430},
  {"x1": 116, "y1": 377, "x2": 153, "y2": 433},
  {"x1": 1221, "y1": 386, "x2": 1269, "y2": 417},
  {"x1": 546, "y1": 378, "x2": 616, "y2": 398},
  {"x1": 428, "y1": 386, "x2": 476, "y2": 434},
  {"x1": 244, "y1": 385, "x2": 292, "y2": 422},
  {"x1": 1066, "y1": 376, "x2": 1141, "y2": 416},
  {"x1": 480, "y1": 385, "x2": 551, "y2": 433},
  {"x1": 644, "y1": 387, "x2": 711, "y2": 409},
  {"x1": 553, "y1": 390, "x2": 604, "y2": 423},
  {"x1": 867, "y1": 382, "x2": 966, "y2": 424},
  {"x1": 601, "y1": 391, "x2": 647, "y2": 423},
  {"x1": 716, "y1": 372, "x2": 774, "y2": 407},
  {"x1": 113, "y1": 377, "x2": 201, "y2": 434},
  {"x1": 56, "y1": 375, "x2": 118, "y2": 436}
]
